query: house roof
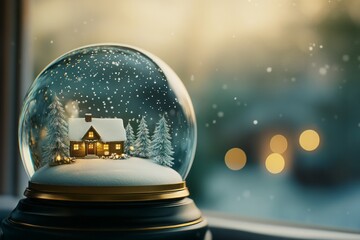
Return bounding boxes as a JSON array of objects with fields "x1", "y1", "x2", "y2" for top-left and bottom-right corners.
[{"x1": 68, "y1": 117, "x2": 126, "y2": 142}]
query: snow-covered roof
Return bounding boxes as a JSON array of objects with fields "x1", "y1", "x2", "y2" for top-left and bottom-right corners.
[{"x1": 68, "y1": 117, "x2": 126, "y2": 142}]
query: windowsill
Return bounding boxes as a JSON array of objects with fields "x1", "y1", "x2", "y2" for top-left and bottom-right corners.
[
  {"x1": 0, "y1": 195, "x2": 19, "y2": 222},
  {"x1": 205, "y1": 211, "x2": 360, "y2": 240}
]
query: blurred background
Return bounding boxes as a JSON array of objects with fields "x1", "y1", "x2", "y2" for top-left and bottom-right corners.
[{"x1": 1, "y1": 0, "x2": 360, "y2": 233}]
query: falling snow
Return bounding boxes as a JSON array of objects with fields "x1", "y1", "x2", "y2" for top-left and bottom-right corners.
[
  {"x1": 319, "y1": 68, "x2": 327, "y2": 75},
  {"x1": 342, "y1": 54, "x2": 350, "y2": 62},
  {"x1": 21, "y1": 45, "x2": 194, "y2": 176}
]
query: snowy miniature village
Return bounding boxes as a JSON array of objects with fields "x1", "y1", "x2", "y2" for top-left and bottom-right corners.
[
  {"x1": 23, "y1": 91, "x2": 184, "y2": 187},
  {"x1": 35, "y1": 94, "x2": 175, "y2": 170}
]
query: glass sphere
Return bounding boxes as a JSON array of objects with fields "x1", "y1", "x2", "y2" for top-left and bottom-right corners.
[{"x1": 19, "y1": 44, "x2": 196, "y2": 186}]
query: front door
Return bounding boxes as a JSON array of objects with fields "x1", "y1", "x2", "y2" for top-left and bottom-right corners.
[{"x1": 87, "y1": 143, "x2": 95, "y2": 155}]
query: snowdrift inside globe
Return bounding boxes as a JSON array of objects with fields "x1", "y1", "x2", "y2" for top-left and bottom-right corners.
[{"x1": 19, "y1": 44, "x2": 196, "y2": 186}]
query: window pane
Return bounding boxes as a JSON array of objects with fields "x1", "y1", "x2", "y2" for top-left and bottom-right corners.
[{"x1": 28, "y1": 0, "x2": 360, "y2": 232}]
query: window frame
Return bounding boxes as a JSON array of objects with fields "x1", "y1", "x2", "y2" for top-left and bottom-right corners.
[{"x1": 0, "y1": 0, "x2": 29, "y2": 197}]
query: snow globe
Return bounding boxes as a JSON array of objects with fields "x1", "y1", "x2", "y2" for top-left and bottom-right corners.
[{"x1": 2, "y1": 44, "x2": 207, "y2": 240}]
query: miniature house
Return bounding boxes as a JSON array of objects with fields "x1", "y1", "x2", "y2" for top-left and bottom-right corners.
[{"x1": 68, "y1": 114, "x2": 127, "y2": 158}]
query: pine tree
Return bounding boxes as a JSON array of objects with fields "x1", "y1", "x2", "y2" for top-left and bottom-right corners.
[
  {"x1": 124, "y1": 122, "x2": 135, "y2": 155},
  {"x1": 134, "y1": 116, "x2": 151, "y2": 158},
  {"x1": 41, "y1": 94, "x2": 70, "y2": 165},
  {"x1": 26, "y1": 87, "x2": 52, "y2": 169},
  {"x1": 150, "y1": 116, "x2": 174, "y2": 167}
]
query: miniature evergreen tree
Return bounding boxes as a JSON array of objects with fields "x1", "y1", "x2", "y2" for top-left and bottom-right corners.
[
  {"x1": 150, "y1": 116, "x2": 174, "y2": 167},
  {"x1": 124, "y1": 122, "x2": 135, "y2": 155},
  {"x1": 41, "y1": 94, "x2": 70, "y2": 165},
  {"x1": 26, "y1": 87, "x2": 52, "y2": 169},
  {"x1": 134, "y1": 116, "x2": 151, "y2": 158}
]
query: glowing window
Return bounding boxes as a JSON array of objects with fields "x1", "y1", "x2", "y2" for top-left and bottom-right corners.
[
  {"x1": 88, "y1": 143, "x2": 93, "y2": 149},
  {"x1": 73, "y1": 144, "x2": 79, "y2": 150},
  {"x1": 88, "y1": 131, "x2": 94, "y2": 138},
  {"x1": 104, "y1": 144, "x2": 109, "y2": 150},
  {"x1": 115, "y1": 144, "x2": 121, "y2": 150}
]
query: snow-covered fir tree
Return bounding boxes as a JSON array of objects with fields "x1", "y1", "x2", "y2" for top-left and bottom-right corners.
[
  {"x1": 41, "y1": 94, "x2": 70, "y2": 166},
  {"x1": 150, "y1": 116, "x2": 174, "y2": 167},
  {"x1": 134, "y1": 116, "x2": 151, "y2": 158},
  {"x1": 124, "y1": 122, "x2": 135, "y2": 155},
  {"x1": 26, "y1": 87, "x2": 52, "y2": 169}
]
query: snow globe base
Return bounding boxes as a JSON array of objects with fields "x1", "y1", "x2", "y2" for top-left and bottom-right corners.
[{"x1": 1, "y1": 191, "x2": 208, "y2": 240}]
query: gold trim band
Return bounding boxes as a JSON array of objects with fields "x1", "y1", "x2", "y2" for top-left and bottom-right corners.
[
  {"x1": 25, "y1": 182, "x2": 189, "y2": 202},
  {"x1": 8, "y1": 217, "x2": 204, "y2": 232}
]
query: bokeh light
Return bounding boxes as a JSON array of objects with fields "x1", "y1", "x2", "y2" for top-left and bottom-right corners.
[
  {"x1": 299, "y1": 129, "x2": 320, "y2": 151},
  {"x1": 265, "y1": 153, "x2": 285, "y2": 174},
  {"x1": 225, "y1": 148, "x2": 247, "y2": 171},
  {"x1": 270, "y1": 134, "x2": 288, "y2": 153}
]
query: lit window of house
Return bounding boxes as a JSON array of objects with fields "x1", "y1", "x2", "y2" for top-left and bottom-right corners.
[
  {"x1": 73, "y1": 144, "x2": 79, "y2": 150},
  {"x1": 104, "y1": 144, "x2": 109, "y2": 150},
  {"x1": 88, "y1": 143, "x2": 93, "y2": 149},
  {"x1": 116, "y1": 144, "x2": 121, "y2": 150},
  {"x1": 88, "y1": 131, "x2": 94, "y2": 138}
]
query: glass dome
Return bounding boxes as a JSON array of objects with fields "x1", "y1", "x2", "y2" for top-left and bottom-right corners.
[{"x1": 19, "y1": 44, "x2": 196, "y2": 186}]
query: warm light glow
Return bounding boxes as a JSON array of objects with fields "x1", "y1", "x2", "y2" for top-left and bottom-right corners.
[
  {"x1": 129, "y1": 146, "x2": 134, "y2": 151},
  {"x1": 299, "y1": 129, "x2": 320, "y2": 151},
  {"x1": 56, "y1": 155, "x2": 61, "y2": 161},
  {"x1": 116, "y1": 144, "x2": 121, "y2": 150},
  {"x1": 224, "y1": 148, "x2": 247, "y2": 171},
  {"x1": 104, "y1": 144, "x2": 109, "y2": 150},
  {"x1": 73, "y1": 144, "x2": 79, "y2": 150},
  {"x1": 88, "y1": 131, "x2": 94, "y2": 138},
  {"x1": 40, "y1": 128, "x2": 47, "y2": 139},
  {"x1": 270, "y1": 134, "x2": 288, "y2": 153},
  {"x1": 88, "y1": 143, "x2": 93, "y2": 149},
  {"x1": 265, "y1": 153, "x2": 285, "y2": 174}
]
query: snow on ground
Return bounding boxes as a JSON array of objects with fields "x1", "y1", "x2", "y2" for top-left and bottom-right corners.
[{"x1": 31, "y1": 157, "x2": 182, "y2": 186}]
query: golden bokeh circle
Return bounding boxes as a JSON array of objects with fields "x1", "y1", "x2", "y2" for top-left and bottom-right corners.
[
  {"x1": 225, "y1": 148, "x2": 247, "y2": 171},
  {"x1": 270, "y1": 134, "x2": 288, "y2": 153},
  {"x1": 299, "y1": 129, "x2": 320, "y2": 151},
  {"x1": 265, "y1": 153, "x2": 285, "y2": 174}
]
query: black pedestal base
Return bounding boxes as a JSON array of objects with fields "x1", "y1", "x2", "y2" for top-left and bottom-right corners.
[{"x1": 1, "y1": 197, "x2": 208, "y2": 240}]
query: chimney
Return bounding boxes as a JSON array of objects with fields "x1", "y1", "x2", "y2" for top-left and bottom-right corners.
[{"x1": 85, "y1": 113, "x2": 92, "y2": 122}]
